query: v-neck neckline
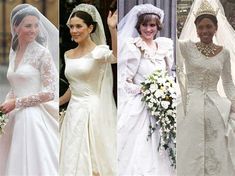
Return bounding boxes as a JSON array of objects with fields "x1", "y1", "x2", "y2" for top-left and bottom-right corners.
[{"x1": 13, "y1": 43, "x2": 31, "y2": 72}]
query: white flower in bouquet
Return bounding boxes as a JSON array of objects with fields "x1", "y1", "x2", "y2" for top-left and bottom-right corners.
[
  {"x1": 161, "y1": 101, "x2": 170, "y2": 109},
  {"x1": 149, "y1": 84, "x2": 158, "y2": 93},
  {"x1": 158, "y1": 77, "x2": 165, "y2": 84},
  {"x1": 154, "y1": 89, "x2": 164, "y2": 98},
  {"x1": 150, "y1": 97, "x2": 156, "y2": 104},
  {"x1": 148, "y1": 102, "x2": 154, "y2": 108},
  {"x1": 141, "y1": 69, "x2": 176, "y2": 168}
]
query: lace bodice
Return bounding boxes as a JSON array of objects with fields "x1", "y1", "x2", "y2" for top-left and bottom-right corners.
[
  {"x1": 6, "y1": 41, "x2": 58, "y2": 108},
  {"x1": 179, "y1": 40, "x2": 235, "y2": 103}
]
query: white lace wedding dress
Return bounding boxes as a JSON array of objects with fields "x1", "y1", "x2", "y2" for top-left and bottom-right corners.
[
  {"x1": 118, "y1": 37, "x2": 175, "y2": 176},
  {"x1": 177, "y1": 40, "x2": 235, "y2": 176},
  {"x1": 59, "y1": 45, "x2": 117, "y2": 176},
  {"x1": 0, "y1": 41, "x2": 59, "y2": 175}
]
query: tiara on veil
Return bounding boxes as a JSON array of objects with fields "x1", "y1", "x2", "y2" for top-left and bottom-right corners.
[
  {"x1": 135, "y1": 4, "x2": 164, "y2": 23},
  {"x1": 67, "y1": 3, "x2": 106, "y2": 45},
  {"x1": 68, "y1": 4, "x2": 96, "y2": 23},
  {"x1": 194, "y1": 0, "x2": 218, "y2": 18}
]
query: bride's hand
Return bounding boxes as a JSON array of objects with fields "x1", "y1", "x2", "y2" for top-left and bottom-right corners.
[
  {"x1": 107, "y1": 10, "x2": 117, "y2": 29},
  {"x1": 0, "y1": 99, "x2": 16, "y2": 114}
]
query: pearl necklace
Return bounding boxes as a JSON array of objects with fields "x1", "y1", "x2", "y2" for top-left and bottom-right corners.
[{"x1": 196, "y1": 42, "x2": 218, "y2": 58}]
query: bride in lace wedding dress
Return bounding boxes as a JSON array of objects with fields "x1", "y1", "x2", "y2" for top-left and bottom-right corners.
[
  {"x1": 0, "y1": 4, "x2": 59, "y2": 175},
  {"x1": 176, "y1": 0, "x2": 235, "y2": 175}
]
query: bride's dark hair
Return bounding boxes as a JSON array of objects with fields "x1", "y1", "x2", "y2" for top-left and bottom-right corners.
[{"x1": 70, "y1": 11, "x2": 97, "y2": 33}]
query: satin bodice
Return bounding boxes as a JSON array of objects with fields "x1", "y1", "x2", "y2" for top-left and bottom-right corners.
[{"x1": 65, "y1": 58, "x2": 105, "y2": 98}]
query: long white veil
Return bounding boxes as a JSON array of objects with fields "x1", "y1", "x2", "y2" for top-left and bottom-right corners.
[{"x1": 179, "y1": 0, "x2": 235, "y2": 97}]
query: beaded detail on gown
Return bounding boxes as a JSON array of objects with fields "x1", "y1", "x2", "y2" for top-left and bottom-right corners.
[{"x1": 177, "y1": 40, "x2": 235, "y2": 176}]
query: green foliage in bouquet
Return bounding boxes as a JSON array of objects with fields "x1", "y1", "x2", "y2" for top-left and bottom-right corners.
[
  {"x1": 0, "y1": 111, "x2": 8, "y2": 135},
  {"x1": 141, "y1": 69, "x2": 176, "y2": 168}
]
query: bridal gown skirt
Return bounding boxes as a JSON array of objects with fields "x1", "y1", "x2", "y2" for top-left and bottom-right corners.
[
  {"x1": 118, "y1": 95, "x2": 174, "y2": 176},
  {"x1": 177, "y1": 88, "x2": 235, "y2": 176},
  {"x1": 0, "y1": 103, "x2": 59, "y2": 175},
  {"x1": 60, "y1": 95, "x2": 116, "y2": 176}
]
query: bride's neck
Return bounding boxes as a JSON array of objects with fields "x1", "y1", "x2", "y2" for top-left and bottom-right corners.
[
  {"x1": 77, "y1": 37, "x2": 96, "y2": 49},
  {"x1": 141, "y1": 37, "x2": 156, "y2": 49},
  {"x1": 17, "y1": 41, "x2": 29, "y2": 53}
]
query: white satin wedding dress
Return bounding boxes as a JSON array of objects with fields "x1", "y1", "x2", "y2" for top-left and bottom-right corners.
[
  {"x1": 0, "y1": 41, "x2": 59, "y2": 175},
  {"x1": 59, "y1": 45, "x2": 117, "y2": 176}
]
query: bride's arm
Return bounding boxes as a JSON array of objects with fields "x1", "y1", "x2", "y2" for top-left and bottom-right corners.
[
  {"x1": 59, "y1": 88, "x2": 71, "y2": 106},
  {"x1": 221, "y1": 50, "x2": 235, "y2": 112},
  {"x1": 107, "y1": 10, "x2": 117, "y2": 58},
  {"x1": 119, "y1": 42, "x2": 142, "y2": 96},
  {"x1": 15, "y1": 51, "x2": 58, "y2": 109}
]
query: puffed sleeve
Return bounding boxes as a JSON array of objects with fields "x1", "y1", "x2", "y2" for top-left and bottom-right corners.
[
  {"x1": 92, "y1": 45, "x2": 117, "y2": 63},
  {"x1": 221, "y1": 49, "x2": 235, "y2": 112},
  {"x1": 156, "y1": 37, "x2": 174, "y2": 74},
  {"x1": 119, "y1": 40, "x2": 142, "y2": 96},
  {"x1": 15, "y1": 50, "x2": 57, "y2": 108}
]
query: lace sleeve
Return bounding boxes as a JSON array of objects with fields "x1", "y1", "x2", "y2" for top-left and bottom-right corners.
[
  {"x1": 15, "y1": 51, "x2": 57, "y2": 108},
  {"x1": 5, "y1": 89, "x2": 15, "y2": 101},
  {"x1": 221, "y1": 50, "x2": 235, "y2": 110},
  {"x1": 176, "y1": 39, "x2": 188, "y2": 115}
]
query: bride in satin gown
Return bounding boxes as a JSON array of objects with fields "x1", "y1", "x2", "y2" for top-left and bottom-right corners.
[
  {"x1": 118, "y1": 4, "x2": 175, "y2": 175},
  {"x1": 176, "y1": 0, "x2": 235, "y2": 175},
  {"x1": 59, "y1": 4, "x2": 117, "y2": 176},
  {"x1": 0, "y1": 4, "x2": 59, "y2": 175}
]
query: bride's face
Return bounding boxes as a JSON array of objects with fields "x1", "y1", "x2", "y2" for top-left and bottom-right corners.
[
  {"x1": 139, "y1": 19, "x2": 158, "y2": 41},
  {"x1": 196, "y1": 18, "x2": 217, "y2": 44},
  {"x1": 69, "y1": 16, "x2": 93, "y2": 44},
  {"x1": 16, "y1": 15, "x2": 39, "y2": 44}
]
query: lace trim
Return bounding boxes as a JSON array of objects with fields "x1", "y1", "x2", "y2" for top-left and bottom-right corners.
[{"x1": 13, "y1": 41, "x2": 57, "y2": 108}]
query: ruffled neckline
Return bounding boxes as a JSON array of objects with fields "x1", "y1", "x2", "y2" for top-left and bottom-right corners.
[{"x1": 132, "y1": 37, "x2": 158, "y2": 61}]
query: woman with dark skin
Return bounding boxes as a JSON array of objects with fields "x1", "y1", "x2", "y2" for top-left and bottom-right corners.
[{"x1": 177, "y1": 0, "x2": 235, "y2": 175}]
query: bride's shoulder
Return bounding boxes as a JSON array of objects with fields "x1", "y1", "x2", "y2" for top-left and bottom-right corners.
[
  {"x1": 155, "y1": 37, "x2": 173, "y2": 51},
  {"x1": 30, "y1": 41, "x2": 50, "y2": 57},
  {"x1": 64, "y1": 49, "x2": 74, "y2": 58}
]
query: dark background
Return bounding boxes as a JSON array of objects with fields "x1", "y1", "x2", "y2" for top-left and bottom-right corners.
[{"x1": 59, "y1": 0, "x2": 117, "y2": 110}]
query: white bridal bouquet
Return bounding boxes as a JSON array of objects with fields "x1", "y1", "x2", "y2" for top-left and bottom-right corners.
[
  {"x1": 0, "y1": 111, "x2": 8, "y2": 136},
  {"x1": 141, "y1": 69, "x2": 176, "y2": 168}
]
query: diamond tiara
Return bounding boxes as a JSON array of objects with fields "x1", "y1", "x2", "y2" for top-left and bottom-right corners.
[{"x1": 194, "y1": 0, "x2": 218, "y2": 18}]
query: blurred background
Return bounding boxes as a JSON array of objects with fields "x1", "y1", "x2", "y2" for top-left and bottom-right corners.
[{"x1": 0, "y1": 0, "x2": 58, "y2": 102}]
